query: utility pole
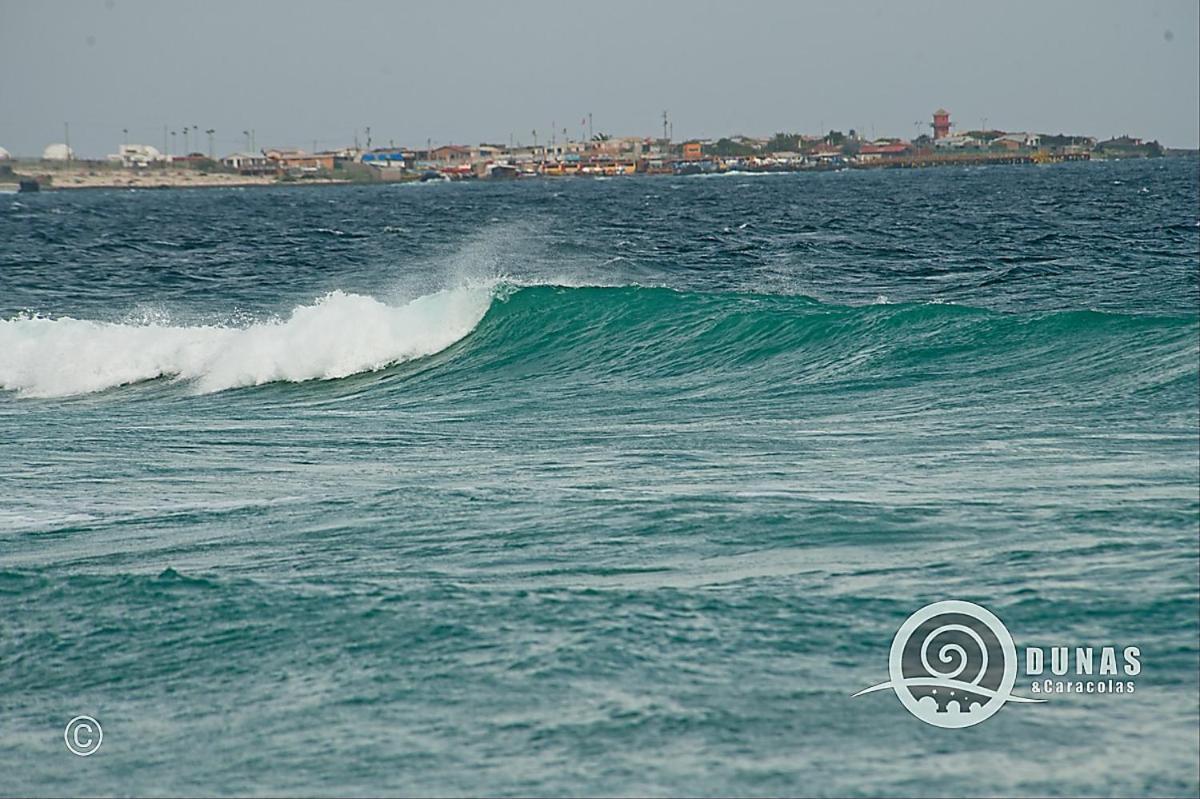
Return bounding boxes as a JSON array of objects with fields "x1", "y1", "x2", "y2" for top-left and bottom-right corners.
[
  {"x1": 207, "y1": 129, "x2": 215, "y2": 159},
  {"x1": 662, "y1": 110, "x2": 668, "y2": 141},
  {"x1": 170, "y1": 130, "x2": 176, "y2": 156},
  {"x1": 64, "y1": 122, "x2": 70, "y2": 162},
  {"x1": 244, "y1": 130, "x2": 251, "y2": 152},
  {"x1": 588, "y1": 112, "x2": 593, "y2": 141},
  {"x1": 365, "y1": 126, "x2": 371, "y2": 150},
  {"x1": 182, "y1": 126, "x2": 189, "y2": 155},
  {"x1": 122, "y1": 127, "x2": 128, "y2": 146}
]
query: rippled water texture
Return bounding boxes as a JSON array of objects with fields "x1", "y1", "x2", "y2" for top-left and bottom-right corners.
[{"x1": 1, "y1": 159, "x2": 1198, "y2": 796}]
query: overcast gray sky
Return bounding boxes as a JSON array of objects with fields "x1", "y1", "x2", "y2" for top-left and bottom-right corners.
[{"x1": 1, "y1": 0, "x2": 1197, "y2": 157}]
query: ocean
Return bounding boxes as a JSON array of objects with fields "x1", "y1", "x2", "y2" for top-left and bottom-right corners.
[{"x1": 1, "y1": 159, "x2": 1197, "y2": 797}]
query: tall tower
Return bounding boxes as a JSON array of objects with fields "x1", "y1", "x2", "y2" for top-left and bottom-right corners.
[{"x1": 932, "y1": 108, "x2": 951, "y2": 140}]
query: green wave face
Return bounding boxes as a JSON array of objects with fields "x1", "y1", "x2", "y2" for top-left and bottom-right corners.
[{"x1": 412, "y1": 285, "x2": 1199, "y2": 417}]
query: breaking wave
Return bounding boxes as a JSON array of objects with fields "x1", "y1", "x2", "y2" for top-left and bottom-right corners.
[
  {"x1": 0, "y1": 286, "x2": 492, "y2": 397},
  {"x1": 1, "y1": 283, "x2": 1196, "y2": 402}
]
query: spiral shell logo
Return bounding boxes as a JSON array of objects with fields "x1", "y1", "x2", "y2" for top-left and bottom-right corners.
[{"x1": 854, "y1": 600, "x2": 1044, "y2": 728}]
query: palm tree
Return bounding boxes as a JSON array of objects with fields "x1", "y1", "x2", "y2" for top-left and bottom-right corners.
[{"x1": 205, "y1": 129, "x2": 215, "y2": 160}]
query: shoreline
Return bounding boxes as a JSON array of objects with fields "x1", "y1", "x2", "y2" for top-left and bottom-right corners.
[
  {"x1": 3, "y1": 152, "x2": 1193, "y2": 193},
  {"x1": 10, "y1": 168, "x2": 347, "y2": 191}
]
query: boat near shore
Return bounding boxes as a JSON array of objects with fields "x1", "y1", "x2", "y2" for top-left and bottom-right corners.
[{"x1": 483, "y1": 163, "x2": 519, "y2": 179}]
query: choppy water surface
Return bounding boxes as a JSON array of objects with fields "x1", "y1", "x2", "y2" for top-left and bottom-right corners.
[{"x1": 1, "y1": 160, "x2": 1197, "y2": 796}]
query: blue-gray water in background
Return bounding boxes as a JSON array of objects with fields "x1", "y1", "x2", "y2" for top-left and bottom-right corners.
[{"x1": 1, "y1": 159, "x2": 1198, "y2": 797}]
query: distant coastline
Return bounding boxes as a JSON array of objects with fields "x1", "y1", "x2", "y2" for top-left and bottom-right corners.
[
  {"x1": 3, "y1": 107, "x2": 1196, "y2": 192},
  {"x1": 2, "y1": 151, "x2": 1194, "y2": 193}
]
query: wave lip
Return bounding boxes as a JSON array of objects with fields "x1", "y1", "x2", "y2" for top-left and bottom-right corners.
[{"x1": 0, "y1": 287, "x2": 492, "y2": 398}]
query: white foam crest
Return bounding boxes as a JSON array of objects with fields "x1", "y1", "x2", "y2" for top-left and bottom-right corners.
[
  {"x1": 691, "y1": 170, "x2": 791, "y2": 178},
  {"x1": 0, "y1": 287, "x2": 492, "y2": 398}
]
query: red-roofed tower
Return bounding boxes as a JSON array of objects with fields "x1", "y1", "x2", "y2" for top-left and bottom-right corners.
[{"x1": 932, "y1": 109, "x2": 951, "y2": 140}]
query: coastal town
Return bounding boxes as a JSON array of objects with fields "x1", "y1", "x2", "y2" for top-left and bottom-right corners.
[{"x1": 0, "y1": 108, "x2": 1183, "y2": 191}]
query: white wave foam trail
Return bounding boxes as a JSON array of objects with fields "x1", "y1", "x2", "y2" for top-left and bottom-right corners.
[{"x1": 0, "y1": 287, "x2": 493, "y2": 397}]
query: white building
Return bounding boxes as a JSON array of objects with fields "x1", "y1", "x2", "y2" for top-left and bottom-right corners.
[
  {"x1": 221, "y1": 152, "x2": 273, "y2": 173},
  {"x1": 107, "y1": 144, "x2": 167, "y2": 168},
  {"x1": 993, "y1": 132, "x2": 1041, "y2": 149},
  {"x1": 471, "y1": 144, "x2": 507, "y2": 162},
  {"x1": 933, "y1": 134, "x2": 980, "y2": 149},
  {"x1": 42, "y1": 143, "x2": 74, "y2": 160},
  {"x1": 537, "y1": 139, "x2": 589, "y2": 161}
]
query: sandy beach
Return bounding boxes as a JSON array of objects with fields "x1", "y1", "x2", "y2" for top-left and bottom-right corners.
[{"x1": 8, "y1": 166, "x2": 349, "y2": 190}]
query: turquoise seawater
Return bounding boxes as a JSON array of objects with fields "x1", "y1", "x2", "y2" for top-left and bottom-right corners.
[{"x1": 1, "y1": 159, "x2": 1198, "y2": 796}]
